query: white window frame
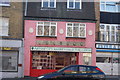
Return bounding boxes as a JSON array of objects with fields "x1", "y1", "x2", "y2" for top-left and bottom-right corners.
[
  {"x1": 100, "y1": 24, "x2": 120, "y2": 42},
  {"x1": 100, "y1": 0, "x2": 120, "y2": 12},
  {"x1": 66, "y1": 23, "x2": 86, "y2": 38},
  {"x1": 0, "y1": 17, "x2": 9, "y2": 36},
  {"x1": 36, "y1": 21, "x2": 57, "y2": 37},
  {"x1": 67, "y1": 0, "x2": 82, "y2": 9},
  {"x1": 0, "y1": 0, "x2": 10, "y2": 6},
  {"x1": 41, "y1": 0, "x2": 56, "y2": 8}
]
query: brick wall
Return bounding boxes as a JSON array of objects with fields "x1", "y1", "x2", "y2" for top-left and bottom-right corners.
[{"x1": 1, "y1": 2, "x2": 23, "y2": 39}]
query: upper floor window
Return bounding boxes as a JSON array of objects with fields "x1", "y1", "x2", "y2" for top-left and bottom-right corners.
[
  {"x1": 0, "y1": 0, "x2": 10, "y2": 6},
  {"x1": 100, "y1": 1, "x2": 120, "y2": 12},
  {"x1": 42, "y1": 0, "x2": 56, "y2": 8},
  {"x1": 66, "y1": 23, "x2": 86, "y2": 38},
  {"x1": 36, "y1": 22, "x2": 57, "y2": 37},
  {"x1": 0, "y1": 17, "x2": 9, "y2": 36},
  {"x1": 99, "y1": 24, "x2": 120, "y2": 42},
  {"x1": 67, "y1": 0, "x2": 82, "y2": 9}
]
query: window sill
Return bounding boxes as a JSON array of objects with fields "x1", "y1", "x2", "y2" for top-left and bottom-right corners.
[
  {"x1": 66, "y1": 37, "x2": 86, "y2": 39},
  {"x1": 67, "y1": 8, "x2": 82, "y2": 11},
  {"x1": 41, "y1": 7, "x2": 56, "y2": 10},
  {"x1": 36, "y1": 36, "x2": 57, "y2": 38}
]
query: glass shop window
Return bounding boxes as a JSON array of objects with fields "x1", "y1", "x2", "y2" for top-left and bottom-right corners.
[{"x1": 0, "y1": 51, "x2": 18, "y2": 71}]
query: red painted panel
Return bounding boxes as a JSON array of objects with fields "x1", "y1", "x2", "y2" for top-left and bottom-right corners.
[{"x1": 30, "y1": 69, "x2": 57, "y2": 77}]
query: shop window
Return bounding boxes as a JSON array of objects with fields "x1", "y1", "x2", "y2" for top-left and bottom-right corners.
[
  {"x1": 0, "y1": 0, "x2": 10, "y2": 6},
  {"x1": 66, "y1": 23, "x2": 86, "y2": 38},
  {"x1": 96, "y1": 57, "x2": 120, "y2": 63},
  {"x1": 32, "y1": 52, "x2": 77, "y2": 70},
  {"x1": 83, "y1": 53, "x2": 91, "y2": 65},
  {"x1": 0, "y1": 51, "x2": 18, "y2": 71},
  {"x1": 36, "y1": 22, "x2": 57, "y2": 37},
  {"x1": 0, "y1": 17, "x2": 9, "y2": 36},
  {"x1": 67, "y1": 0, "x2": 82, "y2": 9},
  {"x1": 41, "y1": 0, "x2": 56, "y2": 9}
]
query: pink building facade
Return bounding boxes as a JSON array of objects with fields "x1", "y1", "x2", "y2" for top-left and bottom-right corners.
[{"x1": 24, "y1": 20, "x2": 96, "y2": 77}]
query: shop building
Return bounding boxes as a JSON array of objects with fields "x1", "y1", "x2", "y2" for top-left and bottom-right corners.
[
  {"x1": 0, "y1": 1, "x2": 24, "y2": 78},
  {"x1": 96, "y1": 0, "x2": 120, "y2": 75},
  {"x1": 24, "y1": 1, "x2": 96, "y2": 77}
]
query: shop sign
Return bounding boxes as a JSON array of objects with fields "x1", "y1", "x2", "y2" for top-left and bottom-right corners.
[
  {"x1": 96, "y1": 44, "x2": 120, "y2": 49},
  {"x1": 36, "y1": 40, "x2": 85, "y2": 46},
  {"x1": 0, "y1": 47, "x2": 19, "y2": 51},
  {"x1": 31, "y1": 47, "x2": 92, "y2": 52}
]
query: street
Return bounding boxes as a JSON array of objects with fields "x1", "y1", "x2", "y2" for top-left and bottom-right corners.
[{"x1": 1, "y1": 76, "x2": 120, "y2": 80}]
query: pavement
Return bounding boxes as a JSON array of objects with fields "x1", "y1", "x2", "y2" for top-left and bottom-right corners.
[{"x1": 1, "y1": 75, "x2": 120, "y2": 80}]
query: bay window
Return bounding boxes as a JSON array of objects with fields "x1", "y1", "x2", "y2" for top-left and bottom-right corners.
[{"x1": 100, "y1": 24, "x2": 120, "y2": 42}]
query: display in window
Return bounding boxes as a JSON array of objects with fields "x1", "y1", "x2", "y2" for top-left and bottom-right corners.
[{"x1": 32, "y1": 52, "x2": 77, "y2": 70}]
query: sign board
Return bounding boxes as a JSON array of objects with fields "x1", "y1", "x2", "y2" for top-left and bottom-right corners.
[
  {"x1": 0, "y1": 47, "x2": 19, "y2": 51},
  {"x1": 31, "y1": 47, "x2": 92, "y2": 52},
  {"x1": 96, "y1": 44, "x2": 120, "y2": 49}
]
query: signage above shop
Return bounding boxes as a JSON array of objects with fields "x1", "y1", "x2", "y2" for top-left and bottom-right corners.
[
  {"x1": 31, "y1": 47, "x2": 92, "y2": 52},
  {"x1": 96, "y1": 44, "x2": 120, "y2": 49},
  {"x1": 36, "y1": 40, "x2": 85, "y2": 47},
  {"x1": 0, "y1": 47, "x2": 19, "y2": 51}
]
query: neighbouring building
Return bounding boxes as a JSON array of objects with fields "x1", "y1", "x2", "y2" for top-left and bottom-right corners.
[
  {"x1": 96, "y1": 0, "x2": 120, "y2": 75},
  {"x1": 24, "y1": 0, "x2": 96, "y2": 77},
  {"x1": 0, "y1": 0, "x2": 24, "y2": 78}
]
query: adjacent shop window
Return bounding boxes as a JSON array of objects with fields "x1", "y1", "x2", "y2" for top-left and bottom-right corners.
[
  {"x1": 41, "y1": 0, "x2": 56, "y2": 8},
  {"x1": 99, "y1": 24, "x2": 120, "y2": 42},
  {"x1": 32, "y1": 52, "x2": 77, "y2": 70},
  {"x1": 67, "y1": 0, "x2": 82, "y2": 9},
  {"x1": 0, "y1": 17, "x2": 9, "y2": 36},
  {"x1": 0, "y1": 51, "x2": 18, "y2": 71},
  {"x1": 0, "y1": 0, "x2": 10, "y2": 6},
  {"x1": 36, "y1": 22, "x2": 57, "y2": 37},
  {"x1": 96, "y1": 57, "x2": 120, "y2": 63},
  {"x1": 66, "y1": 23, "x2": 86, "y2": 38},
  {"x1": 83, "y1": 53, "x2": 91, "y2": 65},
  {"x1": 100, "y1": 1, "x2": 120, "y2": 12}
]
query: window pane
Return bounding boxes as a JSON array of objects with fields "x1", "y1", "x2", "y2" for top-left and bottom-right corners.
[
  {"x1": 67, "y1": 27, "x2": 72, "y2": 36},
  {"x1": 50, "y1": 26, "x2": 56, "y2": 36},
  {"x1": 43, "y1": 0, "x2": 48, "y2": 8},
  {"x1": 73, "y1": 27, "x2": 78, "y2": 37},
  {"x1": 83, "y1": 53, "x2": 91, "y2": 65},
  {"x1": 44, "y1": 25, "x2": 49, "y2": 36},
  {"x1": 50, "y1": 0, "x2": 54, "y2": 8},
  {"x1": 38, "y1": 26, "x2": 43, "y2": 35},
  {"x1": 106, "y1": 4, "x2": 116, "y2": 12},
  {"x1": 0, "y1": 0, "x2": 10, "y2": 6},
  {"x1": 79, "y1": 27, "x2": 85, "y2": 37},
  {"x1": 75, "y1": 2, "x2": 80, "y2": 9},
  {"x1": 69, "y1": 0, "x2": 74, "y2": 8},
  {"x1": 1, "y1": 51, "x2": 18, "y2": 71},
  {"x1": 96, "y1": 57, "x2": 112, "y2": 63}
]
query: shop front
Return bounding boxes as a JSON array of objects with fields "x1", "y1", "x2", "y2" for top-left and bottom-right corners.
[
  {"x1": 24, "y1": 20, "x2": 96, "y2": 77},
  {"x1": 0, "y1": 39, "x2": 24, "y2": 78},
  {"x1": 96, "y1": 43, "x2": 120, "y2": 75},
  {"x1": 30, "y1": 47, "x2": 92, "y2": 76}
]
